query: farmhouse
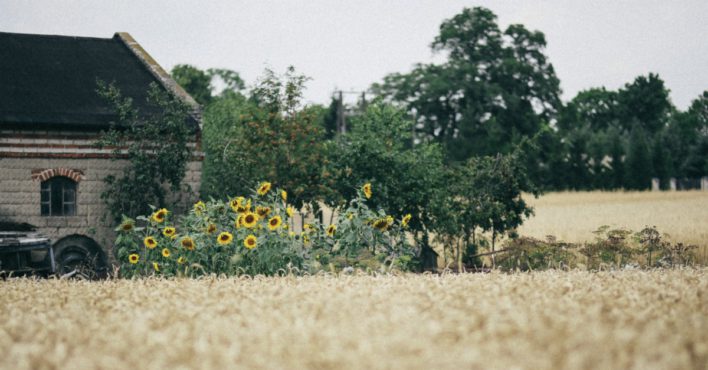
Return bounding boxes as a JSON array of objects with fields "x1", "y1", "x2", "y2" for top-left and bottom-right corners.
[{"x1": 0, "y1": 31, "x2": 202, "y2": 274}]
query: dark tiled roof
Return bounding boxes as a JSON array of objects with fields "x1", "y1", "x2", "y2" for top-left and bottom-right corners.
[{"x1": 0, "y1": 32, "x2": 199, "y2": 130}]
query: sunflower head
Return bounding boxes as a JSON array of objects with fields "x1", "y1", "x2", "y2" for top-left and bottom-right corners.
[
  {"x1": 119, "y1": 219, "x2": 134, "y2": 232},
  {"x1": 281, "y1": 190, "x2": 287, "y2": 202},
  {"x1": 268, "y1": 215, "x2": 282, "y2": 231},
  {"x1": 326, "y1": 224, "x2": 336, "y2": 237},
  {"x1": 162, "y1": 248, "x2": 171, "y2": 258},
  {"x1": 242, "y1": 212, "x2": 259, "y2": 228},
  {"x1": 151, "y1": 208, "x2": 169, "y2": 223},
  {"x1": 128, "y1": 253, "x2": 139, "y2": 264},
  {"x1": 194, "y1": 201, "x2": 206, "y2": 215},
  {"x1": 181, "y1": 236, "x2": 195, "y2": 251},
  {"x1": 144, "y1": 236, "x2": 158, "y2": 249},
  {"x1": 386, "y1": 215, "x2": 394, "y2": 226},
  {"x1": 229, "y1": 197, "x2": 244, "y2": 212},
  {"x1": 256, "y1": 206, "x2": 271, "y2": 218},
  {"x1": 163, "y1": 227, "x2": 176, "y2": 239},
  {"x1": 362, "y1": 183, "x2": 372, "y2": 199},
  {"x1": 244, "y1": 235, "x2": 257, "y2": 249},
  {"x1": 153, "y1": 262, "x2": 160, "y2": 272},
  {"x1": 177, "y1": 256, "x2": 187, "y2": 265},
  {"x1": 257, "y1": 182, "x2": 272, "y2": 196},
  {"x1": 217, "y1": 232, "x2": 233, "y2": 246},
  {"x1": 206, "y1": 224, "x2": 217, "y2": 234},
  {"x1": 286, "y1": 206, "x2": 294, "y2": 217},
  {"x1": 372, "y1": 218, "x2": 389, "y2": 231},
  {"x1": 402, "y1": 214, "x2": 412, "y2": 227},
  {"x1": 236, "y1": 199, "x2": 251, "y2": 213}
]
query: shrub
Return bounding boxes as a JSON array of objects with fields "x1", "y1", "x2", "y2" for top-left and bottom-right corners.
[{"x1": 113, "y1": 182, "x2": 415, "y2": 277}]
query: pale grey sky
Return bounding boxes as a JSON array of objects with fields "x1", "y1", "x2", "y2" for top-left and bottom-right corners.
[{"x1": 2, "y1": 0, "x2": 707, "y2": 109}]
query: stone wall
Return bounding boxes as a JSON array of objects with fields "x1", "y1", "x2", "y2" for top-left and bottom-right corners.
[{"x1": 0, "y1": 128, "x2": 202, "y2": 264}]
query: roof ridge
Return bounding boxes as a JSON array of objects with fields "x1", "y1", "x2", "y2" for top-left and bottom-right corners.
[{"x1": 0, "y1": 31, "x2": 113, "y2": 42}]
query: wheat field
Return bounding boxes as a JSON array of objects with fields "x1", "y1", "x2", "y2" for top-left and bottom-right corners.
[
  {"x1": 519, "y1": 191, "x2": 708, "y2": 262},
  {"x1": 1, "y1": 270, "x2": 706, "y2": 370}
]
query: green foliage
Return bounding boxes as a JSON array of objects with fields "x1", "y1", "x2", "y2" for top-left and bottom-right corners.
[
  {"x1": 374, "y1": 6, "x2": 561, "y2": 165},
  {"x1": 113, "y1": 182, "x2": 415, "y2": 277},
  {"x1": 325, "y1": 101, "x2": 447, "y2": 269},
  {"x1": 170, "y1": 64, "x2": 245, "y2": 105},
  {"x1": 625, "y1": 126, "x2": 653, "y2": 190},
  {"x1": 200, "y1": 67, "x2": 329, "y2": 209},
  {"x1": 95, "y1": 82, "x2": 194, "y2": 222},
  {"x1": 432, "y1": 146, "x2": 538, "y2": 270}
]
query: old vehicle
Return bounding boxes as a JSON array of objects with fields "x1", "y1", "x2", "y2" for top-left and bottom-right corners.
[{"x1": 0, "y1": 223, "x2": 55, "y2": 277}]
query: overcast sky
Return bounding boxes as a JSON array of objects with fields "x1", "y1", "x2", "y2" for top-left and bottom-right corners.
[{"x1": 2, "y1": 0, "x2": 707, "y2": 109}]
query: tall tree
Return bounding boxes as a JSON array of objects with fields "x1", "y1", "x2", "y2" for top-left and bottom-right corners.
[
  {"x1": 625, "y1": 126, "x2": 653, "y2": 190},
  {"x1": 372, "y1": 7, "x2": 561, "y2": 164}
]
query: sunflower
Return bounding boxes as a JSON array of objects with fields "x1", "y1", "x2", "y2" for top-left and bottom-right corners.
[
  {"x1": 303, "y1": 223, "x2": 313, "y2": 232},
  {"x1": 153, "y1": 262, "x2": 160, "y2": 272},
  {"x1": 194, "y1": 201, "x2": 206, "y2": 215},
  {"x1": 242, "y1": 212, "x2": 259, "y2": 228},
  {"x1": 362, "y1": 183, "x2": 372, "y2": 199},
  {"x1": 163, "y1": 227, "x2": 176, "y2": 239},
  {"x1": 119, "y1": 219, "x2": 134, "y2": 232},
  {"x1": 206, "y1": 224, "x2": 217, "y2": 234},
  {"x1": 237, "y1": 199, "x2": 251, "y2": 213},
  {"x1": 286, "y1": 206, "x2": 294, "y2": 217},
  {"x1": 244, "y1": 234, "x2": 257, "y2": 249},
  {"x1": 326, "y1": 224, "x2": 336, "y2": 237},
  {"x1": 181, "y1": 236, "x2": 195, "y2": 251},
  {"x1": 151, "y1": 208, "x2": 168, "y2": 223},
  {"x1": 372, "y1": 218, "x2": 389, "y2": 231},
  {"x1": 256, "y1": 206, "x2": 271, "y2": 218},
  {"x1": 229, "y1": 197, "x2": 244, "y2": 212},
  {"x1": 386, "y1": 215, "x2": 394, "y2": 226},
  {"x1": 217, "y1": 231, "x2": 233, "y2": 245},
  {"x1": 144, "y1": 236, "x2": 158, "y2": 249},
  {"x1": 402, "y1": 214, "x2": 412, "y2": 227},
  {"x1": 177, "y1": 256, "x2": 187, "y2": 265},
  {"x1": 281, "y1": 190, "x2": 287, "y2": 202},
  {"x1": 162, "y1": 248, "x2": 171, "y2": 258},
  {"x1": 302, "y1": 233, "x2": 310, "y2": 245},
  {"x1": 128, "y1": 254, "x2": 139, "y2": 264},
  {"x1": 268, "y1": 215, "x2": 282, "y2": 231},
  {"x1": 257, "y1": 182, "x2": 272, "y2": 196}
]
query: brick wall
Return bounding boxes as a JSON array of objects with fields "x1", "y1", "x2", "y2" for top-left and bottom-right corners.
[{"x1": 0, "y1": 129, "x2": 202, "y2": 264}]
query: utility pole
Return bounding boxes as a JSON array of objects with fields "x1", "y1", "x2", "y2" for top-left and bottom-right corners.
[
  {"x1": 333, "y1": 89, "x2": 368, "y2": 135},
  {"x1": 336, "y1": 90, "x2": 346, "y2": 134}
]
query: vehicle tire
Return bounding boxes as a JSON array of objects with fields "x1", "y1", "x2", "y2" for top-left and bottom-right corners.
[{"x1": 53, "y1": 236, "x2": 107, "y2": 279}]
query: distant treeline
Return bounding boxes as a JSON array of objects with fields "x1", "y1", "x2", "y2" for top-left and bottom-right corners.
[
  {"x1": 173, "y1": 6, "x2": 707, "y2": 192},
  {"x1": 369, "y1": 7, "x2": 707, "y2": 191}
]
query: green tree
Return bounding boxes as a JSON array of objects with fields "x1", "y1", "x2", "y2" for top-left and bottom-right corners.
[
  {"x1": 96, "y1": 82, "x2": 196, "y2": 221},
  {"x1": 373, "y1": 7, "x2": 561, "y2": 165},
  {"x1": 625, "y1": 125, "x2": 653, "y2": 190},
  {"x1": 171, "y1": 64, "x2": 213, "y2": 106},
  {"x1": 170, "y1": 64, "x2": 245, "y2": 106},
  {"x1": 326, "y1": 101, "x2": 447, "y2": 270},
  {"x1": 201, "y1": 67, "x2": 329, "y2": 209},
  {"x1": 436, "y1": 148, "x2": 538, "y2": 270}
]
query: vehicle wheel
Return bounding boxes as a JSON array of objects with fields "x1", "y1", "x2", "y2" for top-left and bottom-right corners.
[{"x1": 53, "y1": 236, "x2": 107, "y2": 279}]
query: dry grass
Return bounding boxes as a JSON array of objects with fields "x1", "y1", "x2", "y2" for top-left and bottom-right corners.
[
  {"x1": 519, "y1": 191, "x2": 708, "y2": 263},
  {"x1": 1, "y1": 270, "x2": 706, "y2": 370}
]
